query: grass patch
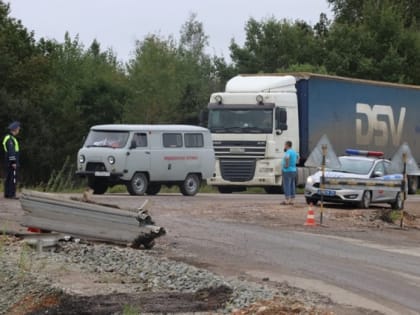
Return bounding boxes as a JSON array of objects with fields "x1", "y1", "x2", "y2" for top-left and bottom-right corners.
[
  {"x1": 123, "y1": 305, "x2": 141, "y2": 315},
  {"x1": 379, "y1": 209, "x2": 402, "y2": 223},
  {"x1": 18, "y1": 243, "x2": 33, "y2": 276},
  {"x1": 108, "y1": 185, "x2": 127, "y2": 193}
]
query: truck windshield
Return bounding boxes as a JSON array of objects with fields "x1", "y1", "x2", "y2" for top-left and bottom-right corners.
[
  {"x1": 208, "y1": 108, "x2": 273, "y2": 133},
  {"x1": 84, "y1": 130, "x2": 129, "y2": 148}
]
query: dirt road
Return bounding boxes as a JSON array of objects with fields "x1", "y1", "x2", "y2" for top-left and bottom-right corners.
[
  {"x1": 2, "y1": 192, "x2": 420, "y2": 314},
  {"x1": 96, "y1": 193, "x2": 420, "y2": 315}
]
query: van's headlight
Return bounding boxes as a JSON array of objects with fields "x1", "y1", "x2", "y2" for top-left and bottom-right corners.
[
  {"x1": 107, "y1": 156, "x2": 116, "y2": 165},
  {"x1": 79, "y1": 155, "x2": 85, "y2": 164},
  {"x1": 306, "y1": 176, "x2": 314, "y2": 185}
]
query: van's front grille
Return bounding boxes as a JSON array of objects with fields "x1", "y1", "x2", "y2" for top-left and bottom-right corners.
[
  {"x1": 220, "y1": 159, "x2": 256, "y2": 182},
  {"x1": 86, "y1": 162, "x2": 107, "y2": 172}
]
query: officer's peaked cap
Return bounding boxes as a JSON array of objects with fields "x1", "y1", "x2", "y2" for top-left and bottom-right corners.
[{"x1": 8, "y1": 121, "x2": 21, "y2": 130}]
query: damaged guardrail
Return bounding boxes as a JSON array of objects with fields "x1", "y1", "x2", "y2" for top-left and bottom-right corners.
[{"x1": 20, "y1": 190, "x2": 165, "y2": 249}]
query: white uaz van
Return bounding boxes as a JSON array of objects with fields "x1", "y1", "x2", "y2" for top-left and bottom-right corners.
[{"x1": 76, "y1": 124, "x2": 215, "y2": 196}]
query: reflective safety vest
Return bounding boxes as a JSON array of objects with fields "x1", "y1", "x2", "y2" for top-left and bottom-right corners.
[{"x1": 2, "y1": 134, "x2": 19, "y2": 153}]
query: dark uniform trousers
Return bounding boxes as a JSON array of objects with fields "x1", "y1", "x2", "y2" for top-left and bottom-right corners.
[
  {"x1": 2, "y1": 134, "x2": 19, "y2": 198},
  {"x1": 4, "y1": 164, "x2": 17, "y2": 198}
]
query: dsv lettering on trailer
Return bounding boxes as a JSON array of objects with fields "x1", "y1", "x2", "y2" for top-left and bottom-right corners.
[{"x1": 355, "y1": 103, "x2": 406, "y2": 146}]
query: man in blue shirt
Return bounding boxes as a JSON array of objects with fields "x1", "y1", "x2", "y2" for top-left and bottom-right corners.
[{"x1": 281, "y1": 140, "x2": 298, "y2": 205}]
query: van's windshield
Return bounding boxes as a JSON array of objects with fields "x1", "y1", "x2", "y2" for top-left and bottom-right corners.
[{"x1": 84, "y1": 130, "x2": 129, "y2": 148}]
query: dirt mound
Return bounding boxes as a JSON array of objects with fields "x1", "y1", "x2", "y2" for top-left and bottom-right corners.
[{"x1": 23, "y1": 286, "x2": 232, "y2": 314}]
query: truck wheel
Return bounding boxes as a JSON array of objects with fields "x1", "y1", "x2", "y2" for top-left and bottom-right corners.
[
  {"x1": 390, "y1": 192, "x2": 403, "y2": 210},
  {"x1": 264, "y1": 186, "x2": 283, "y2": 194},
  {"x1": 127, "y1": 173, "x2": 148, "y2": 196},
  {"x1": 408, "y1": 176, "x2": 418, "y2": 194},
  {"x1": 146, "y1": 184, "x2": 161, "y2": 195},
  {"x1": 180, "y1": 174, "x2": 201, "y2": 196},
  {"x1": 217, "y1": 186, "x2": 233, "y2": 194},
  {"x1": 88, "y1": 178, "x2": 108, "y2": 195},
  {"x1": 359, "y1": 191, "x2": 371, "y2": 209}
]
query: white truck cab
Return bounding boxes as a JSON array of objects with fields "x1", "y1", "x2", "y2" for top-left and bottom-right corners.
[
  {"x1": 205, "y1": 75, "x2": 299, "y2": 193},
  {"x1": 76, "y1": 124, "x2": 215, "y2": 196}
]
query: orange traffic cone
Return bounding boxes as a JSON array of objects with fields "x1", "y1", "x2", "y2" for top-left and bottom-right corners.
[{"x1": 304, "y1": 203, "x2": 317, "y2": 226}]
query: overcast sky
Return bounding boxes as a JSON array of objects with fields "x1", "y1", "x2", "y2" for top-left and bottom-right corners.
[{"x1": 7, "y1": 0, "x2": 332, "y2": 63}]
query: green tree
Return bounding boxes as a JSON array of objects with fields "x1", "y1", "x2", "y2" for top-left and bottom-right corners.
[
  {"x1": 325, "y1": 0, "x2": 420, "y2": 84},
  {"x1": 229, "y1": 17, "x2": 325, "y2": 73},
  {"x1": 34, "y1": 34, "x2": 128, "y2": 184},
  {"x1": 0, "y1": 1, "x2": 53, "y2": 184},
  {"x1": 126, "y1": 14, "x2": 221, "y2": 125},
  {"x1": 125, "y1": 35, "x2": 184, "y2": 123},
  {"x1": 176, "y1": 13, "x2": 217, "y2": 124},
  {"x1": 328, "y1": 0, "x2": 420, "y2": 28}
]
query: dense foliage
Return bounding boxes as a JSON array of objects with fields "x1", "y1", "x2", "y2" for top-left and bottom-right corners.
[{"x1": 1, "y1": 0, "x2": 420, "y2": 186}]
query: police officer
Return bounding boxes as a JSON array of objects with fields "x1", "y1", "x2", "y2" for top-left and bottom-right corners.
[{"x1": 3, "y1": 121, "x2": 20, "y2": 199}]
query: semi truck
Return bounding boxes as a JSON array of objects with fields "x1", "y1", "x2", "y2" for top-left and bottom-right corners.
[{"x1": 203, "y1": 73, "x2": 420, "y2": 194}]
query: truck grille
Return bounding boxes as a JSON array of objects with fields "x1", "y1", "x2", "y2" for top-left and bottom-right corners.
[
  {"x1": 220, "y1": 159, "x2": 256, "y2": 182},
  {"x1": 86, "y1": 162, "x2": 107, "y2": 172},
  {"x1": 213, "y1": 140, "x2": 266, "y2": 158}
]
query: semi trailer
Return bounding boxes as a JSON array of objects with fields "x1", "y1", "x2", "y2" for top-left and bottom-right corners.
[{"x1": 204, "y1": 73, "x2": 420, "y2": 194}]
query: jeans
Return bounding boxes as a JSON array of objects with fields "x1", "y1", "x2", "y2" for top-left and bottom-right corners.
[{"x1": 283, "y1": 171, "x2": 296, "y2": 199}]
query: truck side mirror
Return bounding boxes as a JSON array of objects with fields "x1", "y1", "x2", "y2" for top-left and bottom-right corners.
[
  {"x1": 199, "y1": 109, "x2": 209, "y2": 127},
  {"x1": 275, "y1": 108, "x2": 288, "y2": 131}
]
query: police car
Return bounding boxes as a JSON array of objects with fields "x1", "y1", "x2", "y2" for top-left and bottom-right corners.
[{"x1": 304, "y1": 149, "x2": 404, "y2": 209}]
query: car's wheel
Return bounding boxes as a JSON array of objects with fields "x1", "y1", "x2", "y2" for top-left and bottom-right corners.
[
  {"x1": 180, "y1": 174, "x2": 201, "y2": 196},
  {"x1": 359, "y1": 191, "x2": 371, "y2": 209},
  {"x1": 146, "y1": 184, "x2": 161, "y2": 195},
  {"x1": 264, "y1": 186, "x2": 284, "y2": 194},
  {"x1": 217, "y1": 186, "x2": 233, "y2": 194},
  {"x1": 408, "y1": 176, "x2": 418, "y2": 195},
  {"x1": 88, "y1": 178, "x2": 108, "y2": 195},
  {"x1": 305, "y1": 197, "x2": 318, "y2": 206},
  {"x1": 390, "y1": 192, "x2": 403, "y2": 210},
  {"x1": 127, "y1": 173, "x2": 148, "y2": 196}
]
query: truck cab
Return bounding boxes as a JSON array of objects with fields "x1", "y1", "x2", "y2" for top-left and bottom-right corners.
[{"x1": 206, "y1": 75, "x2": 300, "y2": 193}]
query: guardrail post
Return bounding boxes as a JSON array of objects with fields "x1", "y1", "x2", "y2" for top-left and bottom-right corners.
[
  {"x1": 400, "y1": 152, "x2": 407, "y2": 229},
  {"x1": 320, "y1": 144, "x2": 327, "y2": 225}
]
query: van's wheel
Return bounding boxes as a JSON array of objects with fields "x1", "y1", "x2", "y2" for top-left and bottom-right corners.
[
  {"x1": 390, "y1": 192, "x2": 403, "y2": 210},
  {"x1": 88, "y1": 178, "x2": 108, "y2": 195},
  {"x1": 408, "y1": 176, "x2": 418, "y2": 194},
  {"x1": 359, "y1": 191, "x2": 371, "y2": 209},
  {"x1": 180, "y1": 174, "x2": 201, "y2": 196},
  {"x1": 127, "y1": 173, "x2": 148, "y2": 196},
  {"x1": 146, "y1": 184, "x2": 161, "y2": 195}
]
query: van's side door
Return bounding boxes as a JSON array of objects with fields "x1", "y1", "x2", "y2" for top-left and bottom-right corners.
[
  {"x1": 125, "y1": 132, "x2": 151, "y2": 179},
  {"x1": 151, "y1": 132, "x2": 185, "y2": 181}
]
